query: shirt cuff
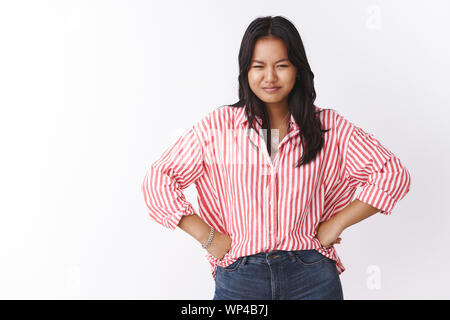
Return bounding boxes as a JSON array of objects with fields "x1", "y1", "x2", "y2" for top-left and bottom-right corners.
[
  {"x1": 356, "y1": 183, "x2": 397, "y2": 215},
  {"x1": 164, "y1": 201, "x2": 197, "y2": 230}
]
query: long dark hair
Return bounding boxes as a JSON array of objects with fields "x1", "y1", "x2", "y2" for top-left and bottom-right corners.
[{"x1": 229, "y1": 15, "x2": 330, "y2": 167}]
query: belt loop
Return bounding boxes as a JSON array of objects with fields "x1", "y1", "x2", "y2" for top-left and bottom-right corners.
[
  {"x1": 241, "y1": 256, "x2": 248, "y2": 265},
  {"x1": 287, "y1": 251, "x2": 296, "y2": 262}
]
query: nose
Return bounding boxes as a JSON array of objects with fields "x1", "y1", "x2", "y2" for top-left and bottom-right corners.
[{"x1": 264, "y1": 67, "x2": 278, "y2": 83}]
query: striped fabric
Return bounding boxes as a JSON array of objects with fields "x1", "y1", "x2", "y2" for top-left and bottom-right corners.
[{"x1": 141, "y1": 105, "x2": 411, "y2": 281}]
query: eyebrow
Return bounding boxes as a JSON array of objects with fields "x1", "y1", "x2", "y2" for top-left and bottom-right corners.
[{"x1": 251, "y1": 58, "x2": 290, "y2": 64}]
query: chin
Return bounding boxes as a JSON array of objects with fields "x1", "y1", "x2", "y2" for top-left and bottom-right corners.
[{"x1": 260, "y1": 96, "x2": 285, "y2": 104}]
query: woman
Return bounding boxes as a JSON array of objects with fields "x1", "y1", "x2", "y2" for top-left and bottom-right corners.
[{"x1": 142, "y1": 16, "x2": 411, "y2": 300}]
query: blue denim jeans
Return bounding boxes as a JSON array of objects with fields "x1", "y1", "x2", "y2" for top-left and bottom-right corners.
[{"x1": 213, "y1": 249, "x2": 344, "y2": 300}]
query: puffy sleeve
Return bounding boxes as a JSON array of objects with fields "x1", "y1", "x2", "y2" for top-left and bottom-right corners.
[
  {"x1": 335, "y1": 111, "x2": 412, "y2": 215},
  {"x1": 141, "y1": 125, "x2": 204, "y2": 230}
]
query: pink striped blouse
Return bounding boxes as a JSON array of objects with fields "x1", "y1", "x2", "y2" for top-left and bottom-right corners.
[{"x1": 141, "y1": 105, "x2": 411, "y2": 281}]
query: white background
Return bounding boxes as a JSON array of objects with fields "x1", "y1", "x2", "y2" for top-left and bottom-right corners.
[{"x1": 0, "y1": 0, "x2": 448, "y2": 299}]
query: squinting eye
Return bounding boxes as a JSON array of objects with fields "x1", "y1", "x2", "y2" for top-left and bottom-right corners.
[{"x1": 251, "y1": 65, "x2": 289, "y2": 68}]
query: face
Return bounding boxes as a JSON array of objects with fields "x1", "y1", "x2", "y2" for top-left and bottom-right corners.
[{"x1": 248, "y1": 36, "x2": 298, "y2": 108}]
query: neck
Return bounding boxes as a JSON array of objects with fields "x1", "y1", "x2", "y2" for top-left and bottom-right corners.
[{"x1": 265, "y1": 101, "x2": 290, "y2": 129}]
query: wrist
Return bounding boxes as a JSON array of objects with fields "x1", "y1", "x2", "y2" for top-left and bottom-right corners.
[
  {"x1": 196, "y1": 224, "x2": 212, "y2": 244},
  {"x1": 330, "y1": 213, "x2": 347, "y2": 232},
  {"x1": 200, "y1": 226, "x2": 215, "y2": 248}
]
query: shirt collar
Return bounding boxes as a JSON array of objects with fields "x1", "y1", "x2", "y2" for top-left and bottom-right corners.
[{"x1": 234, "y1": 104, "x2": 300, "y2": 132}]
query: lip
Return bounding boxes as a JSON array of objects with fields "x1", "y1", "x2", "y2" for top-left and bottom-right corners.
[{"x1": 263, "y1": 87, "x2": 281, "y2": 93}]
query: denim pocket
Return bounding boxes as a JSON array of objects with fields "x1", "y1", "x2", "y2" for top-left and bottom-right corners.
[
  {"x1": 294, "y1": 249, "x2": 328, "y2": 266},
  {"x1": 220, "y1": 257, "x2": 243, "y2": 272}
]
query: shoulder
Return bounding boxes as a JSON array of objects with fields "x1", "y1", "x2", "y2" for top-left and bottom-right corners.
[
  {"x1": 315, "y1": 105, "x2": 356, "y2": 133},
  {"x1": 193, "y1": 105, "x2": 234, "y2": 128},
  {"x1": 315, "y1": 105, "x2": 341, "y2": 129},
  {"x1": 191, "y1": 104, "x2": 236, "y2": 142},
  {"x1": 315, "y1": 105, "x2": 334, "y2": 125},
  {"x1": 196, "y1": 104, "x2": 242, "y2": 130}
]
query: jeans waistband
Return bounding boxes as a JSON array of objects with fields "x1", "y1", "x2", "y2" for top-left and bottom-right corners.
[{"x1": 240, "y1": 249, "x2": 303, "y2": 265}]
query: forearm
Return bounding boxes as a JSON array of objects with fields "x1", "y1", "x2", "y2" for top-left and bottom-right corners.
[
  {"x1": 331, "y1": 199, "x2": 380, "y2": 230},
  {"x1": 177, "y1": 214, "x2": 211, "y2": 245}
]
